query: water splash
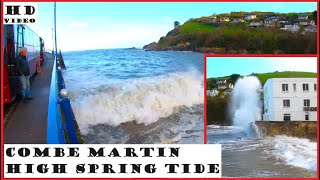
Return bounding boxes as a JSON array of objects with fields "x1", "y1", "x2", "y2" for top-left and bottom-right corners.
[
  {"x1": 69, "y1": 71, "x2": 203, "y2": 135},
  {"x1": 229, "y1": 76, "x2": 262, "y2": 136},
  {"x1": 251, "y1": 123, "x2": 261, "y2": 138}
]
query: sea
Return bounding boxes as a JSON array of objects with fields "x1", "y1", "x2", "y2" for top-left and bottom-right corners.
[
  {"x1": 61, "y1": 48, "x2": 316, "y2": 178},
  {"x1": 62, "y1": 48, "x2": 204, "y2": 144},
  {"x1": 207, "y1": 125, "x2": 317, "y2": 177}
]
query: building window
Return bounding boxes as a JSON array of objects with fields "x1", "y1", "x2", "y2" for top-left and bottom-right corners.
[
  {"x1": 293, "y1": 83, "x2": 296, "y2": 91},
  {"x1": 303, "y1": 83, "x2": 309, "y2": 91},
  {"x1": 283, "y1": 99, "x2": 290, "y2": 107},
  {"x1": 305, "y1": 114, "x2": 309, "y2": 121},
  {"x1": 282, "y1": 84, "x2": 288, "y2": 92},
  {"x1": 284, "y1": 114, "x2": 291, "y2": 121},
  {"x1": 304, "y1": 99, "x2": 310, "y2": 107},
  {"x1": 314, "y1": 84, "x2": 317, "y2": 91}
]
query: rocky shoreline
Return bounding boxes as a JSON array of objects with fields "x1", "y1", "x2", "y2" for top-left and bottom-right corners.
[{"x1": 143, "y1": 42, "x2": 286, "y2": 54}]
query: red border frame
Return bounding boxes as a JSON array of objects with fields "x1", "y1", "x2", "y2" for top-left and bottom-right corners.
[{"x1": 1, "y1": 1, "x2": 319, "y2": 180}]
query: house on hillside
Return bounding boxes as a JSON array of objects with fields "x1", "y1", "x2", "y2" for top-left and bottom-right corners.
[
  {"x1": 304, "y1": 25, "x2": 317, "y2": 32},
  {"x1": 279, "y1": 20, "x2": 289, "y2": 24},
  {"x1": 217, "y1": 79, "x2": 227, "y2": 89},
  {"x1": 174, "y1": 21, "x2": 180, "y2": 29},
  {"x1": 244, "y1": 14, "x2": 257, "y2": 20},
  {"x1": 216, "y1": 79, "x2": 234, "y2": 90},
  {"x1": 281, "y1": 24, "x2": 300, "y2": 32},
  {"x1": 228, "y1": 83, "x2": 234, "y2": 89},
  {"x1": 299, "y1": 20, "x2": 316, "y2": 26},
  {"x1": 207, "y1": 89, "x2": 219, "y2": 97},
  {"x1": 299, "y1": 21, "x2": 309, "y2": 26},
  {"x1": 210, "y1": 16, "x2": 218, "y2": 22},
  {"x1": 224, "y1": 89, "x2": 233, "y2": 95},
  {"x1": 220, "y1": 17, "x2": 230, "y2": 22},
  {"x1": 247, "y1": 21, "x2": 263, "y2": 28},
  {"x1": 309, "y1": 20, "x2": 316, "y2": 26},
  {"x1": 298, "y1": 14, "x2": 308, "y2": 20},
  {"x1": 232, "y1": 18, "x2": 245, "y2": 23},
  {"x1": 264, "y1": 16, "x2": 279, "y2": 26}
]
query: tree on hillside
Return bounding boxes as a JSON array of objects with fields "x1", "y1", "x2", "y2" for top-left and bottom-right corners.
[{"x1": 229, "y1": 74, "x2": 241, "y2": 84}]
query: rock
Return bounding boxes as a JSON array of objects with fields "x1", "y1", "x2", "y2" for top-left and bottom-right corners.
[{"x1": 143, "y1": 42, "x2": 158, "y2": 51}]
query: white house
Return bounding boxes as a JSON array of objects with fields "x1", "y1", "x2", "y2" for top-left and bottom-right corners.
[
  {"x1": 244, "y1": 14, "x2": 257, "y2": 20},
  {"x1": 247, "y1": 22, "x2": 263, "y2": 27},
  {"x1": 309, "y1": 20, "x2": 316, "y2": 26},
  {"x1": 263, "y1": 78, "x2": 317, "y2": 121},
  {"x1": 232, "y1": 18, "x2": 244, "y2": 23},
  {"x1": 264, "y1": 16, "x2": 278, "y2": 26},
  {"x1": 265, "y1": 16, "x2": 278, "y2": 23},
  {"x1": 298, "y1": 14, "x2": 308, "y2": 20},
  {"x1": 299, "y1": 21, "x2": 309, "y2": 26},
  {"x1": 304, "y1": 25, "x2": 317, "y2": 32},
  {"x1": 281, "y1": 24, "x2": 300, "y2": 32},
  {"x1": 207, "y1": 89, "x2": 219, "y2": 97},
  {"x1": 217, "y1": 79, "x2": 227, "y2": 89},
  {"x1": 228, "y1": 83, "x2": 234, "y2": 89},
  {"x1": 220, "y1": 17, "x2": 230, "y2": 22}
]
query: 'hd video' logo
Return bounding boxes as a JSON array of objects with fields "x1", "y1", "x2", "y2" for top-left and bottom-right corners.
[{"x1": 3, "y1": 2, "x2": 38, "y2": 24}]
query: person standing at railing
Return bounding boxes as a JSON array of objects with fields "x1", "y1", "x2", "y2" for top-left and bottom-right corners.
[{"x1": 16, "y1": 47, "x2": 33, "y2": 101}]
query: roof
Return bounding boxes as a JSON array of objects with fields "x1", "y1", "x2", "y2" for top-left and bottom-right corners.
[
  {"x1": 216, "y1": 79, "x2": 227, "y2": 84},
  {"x1": 264, "y1": 77, "x2": 317, "y2": 85}
]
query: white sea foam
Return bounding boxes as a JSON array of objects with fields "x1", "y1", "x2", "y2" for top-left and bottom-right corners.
[
  {"x1": 66, "y1": 71, "x2": 203, "y2": 134},
  {"x1": 268, "y1": 136, "x2": 317, "y2": 171}
]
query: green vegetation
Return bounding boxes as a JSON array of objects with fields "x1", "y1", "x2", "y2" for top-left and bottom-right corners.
[
  {"x1": 144, "y1": 11, "x2": 317, "y2": 54},
  {"x1": 207, "y1": 94, "x2": 231, "y2": 125},
  {"x1": 207, "y1": 71, "x2": 317, "y2": 89},
  {"x1": 256, "y1": 71, "x2": 317, "y2": 85},
  {"x1": 180, "y1": 22, "x2": 217, "y2": 35}
]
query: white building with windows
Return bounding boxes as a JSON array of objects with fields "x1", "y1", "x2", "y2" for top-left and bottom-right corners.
[
  {"x1": 281, "y1": 24, "x2": 300, "y2": 32},
  {"x1": 263, "y1": 78, "x2": 317, "y2": 121},
  {"x1": 244, "y1": 14, "x2": 257, "y2": 20}
]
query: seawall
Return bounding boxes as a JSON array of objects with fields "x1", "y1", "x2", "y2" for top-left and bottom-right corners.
[{"x1": 255, "y1": 121, "x2": 317, "y2": 140}]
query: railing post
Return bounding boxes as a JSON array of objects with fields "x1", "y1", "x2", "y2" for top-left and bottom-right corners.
[
  {"x1": 47, "y1": 59, "x2": 66, "y2": 144},
  {"x1": 59, "y1": 96, "x2": 79, "y2": 144},
  {"x1": 58, "y1": 50, "x2": 66, "y2": 70},
  {"x1": 57, "y1": 69, "x2": 65, "y2": 91}
]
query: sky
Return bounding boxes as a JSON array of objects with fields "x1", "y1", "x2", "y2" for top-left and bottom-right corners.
[
  {"x1": 206, "y1": 57, "x2": 317, "y2": 78},
  {"x1": 28, "y1": 2, "x2": 317, "y2": 52}
]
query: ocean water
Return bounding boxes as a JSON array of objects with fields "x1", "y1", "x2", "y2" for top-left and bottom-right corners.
[
  {"x1": 207, "y1": 125, "x2": 317, "y2": 177},
  {"x1": 63, "y1": 49, "x2": 204, "y2": 144}
]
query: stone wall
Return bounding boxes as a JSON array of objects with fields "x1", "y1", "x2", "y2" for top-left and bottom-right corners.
[{"x1": 255, "y1": 121, "x2": 317, "y2": 140}]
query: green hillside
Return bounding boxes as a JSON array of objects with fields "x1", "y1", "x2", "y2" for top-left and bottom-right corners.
[
  {"x1": 207, "y1": 71, "x2": 317, "y2": 89},
  {"x1": 180, "y1": 22, "x2": 217, "y2": 35},
  {"x1": 256, "y1": 71, "x2": 317, "y2": 85},
  {"x1": 144, "y1": 10, "x2": 317, "y2": 54}
]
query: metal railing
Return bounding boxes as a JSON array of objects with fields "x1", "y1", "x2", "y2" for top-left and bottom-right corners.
[{"x1": 47, "y1": 52, "x2": 80, "y2": 144}]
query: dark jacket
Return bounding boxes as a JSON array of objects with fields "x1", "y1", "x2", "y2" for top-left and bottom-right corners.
[{"x1": 16, "y1": 55, "x2": 30, "y2": 76}]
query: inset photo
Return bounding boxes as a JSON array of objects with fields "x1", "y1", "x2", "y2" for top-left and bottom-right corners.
[{"x1": 206, "y1": 57, "x2": 317, "y2": 177}]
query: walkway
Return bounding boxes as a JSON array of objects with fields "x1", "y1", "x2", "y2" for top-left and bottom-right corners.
[{"x1": 4, "y1": 53, "x2": 54, "y2": 143}]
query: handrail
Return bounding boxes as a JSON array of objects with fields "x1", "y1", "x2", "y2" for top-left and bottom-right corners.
[
  {"x1": 47, "y1": 53, "x2": 80, "y2": 144},
  {"x1": 47, "y1": 56, "x2": 66, "y2": 144}
]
